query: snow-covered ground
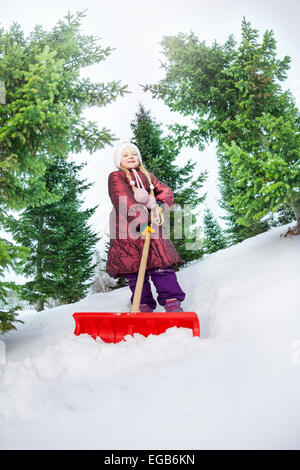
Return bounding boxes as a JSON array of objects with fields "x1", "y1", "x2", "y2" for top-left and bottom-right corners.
[{"x1": 0, "y1": 224, "x2": 300, "y2": 450}]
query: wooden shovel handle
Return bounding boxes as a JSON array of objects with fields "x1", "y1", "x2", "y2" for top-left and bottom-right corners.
[{"x1": 131, "y1": 228, "x2": 152, "y2": 313}]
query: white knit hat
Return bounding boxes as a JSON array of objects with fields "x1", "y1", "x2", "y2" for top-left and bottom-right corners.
[{"x1": 114, "y1": 142, "x2": 142, "y2": 169}]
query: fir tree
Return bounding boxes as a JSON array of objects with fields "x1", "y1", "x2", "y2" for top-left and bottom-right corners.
[
  {"x1": 0, "y1": 10, "x2": 128, "y2": 330},
  {"x1": 130, "y1": 104, "x2": 206, "y2": 265},
  {"x1": 143, "y1": 18, "x2": 300, "y2": 239},
  {"x1": 202, "y1": 207, "x2": 228, "y2": 254},
  {"x1": 6, "y1": 157, "x2": 99, "y2": 310},
  {"x1": 0, "y1": 240, "x2": 27, "y2": 333},
  {"x1": 217, "y1": 156, "x2": 271, "y2": 244}
]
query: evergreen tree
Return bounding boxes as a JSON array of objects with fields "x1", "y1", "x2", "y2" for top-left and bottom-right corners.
[
  {"x1": 202, "y1": 207, "x2": 228, "y2": 254},
  {"x1": 0, "y1": 237, "x2": 28, "y2": 333},
  {"x1": 6, "y1": 157, "x2": 99, "y2": 310},
  {"x1": 268, "y1": 204, "x2": 296, "y2": 227},
  {"x1": 217, "y1": 156, "x2": 271, "y2": 244},
  {"x1": 91, "y1": 247, "x2": 116, "y2": 293},
  {"x1": 0, "y1": 10, "x2": 128, "y2": 330},
  {"x1": 143, "y1": 18, "x2": 300, "y2": 239},
  {"x1": 0, "y1": 283, "x2": 24, "y2": 334},
  {"x1": 130, "y1": 104, "x2": 206, "y2": 265}
]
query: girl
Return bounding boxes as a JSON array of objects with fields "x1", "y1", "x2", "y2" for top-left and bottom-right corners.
[{"x1": 106, "y1": 142, "x2": 186, "y2": 312}]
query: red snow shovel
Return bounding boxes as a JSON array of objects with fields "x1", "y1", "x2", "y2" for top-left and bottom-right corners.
[{"x1": 73, "y1": 222, "x2": 200, "y2": 343}]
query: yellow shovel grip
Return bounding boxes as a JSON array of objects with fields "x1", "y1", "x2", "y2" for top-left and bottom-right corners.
[{"x1": 141, "y1": 225, "x2": 156, "y2": 237}]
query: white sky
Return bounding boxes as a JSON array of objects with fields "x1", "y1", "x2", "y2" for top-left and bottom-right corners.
[{"x1": 2, "y1": 0, "x2": 300, "y2": 258}]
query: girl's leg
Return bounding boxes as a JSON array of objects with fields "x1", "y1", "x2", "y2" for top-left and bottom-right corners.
[
  {"x1": 149, "y1": 266, "x2": 186, "y2": 307},
  {"x1": 124, "y1": 271, "x2": 157, "y2": 311}
]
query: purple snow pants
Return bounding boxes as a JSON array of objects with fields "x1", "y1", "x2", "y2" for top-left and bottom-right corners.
[{"x1": 125, "y1": 266, "x2": 185, "y2": 310}]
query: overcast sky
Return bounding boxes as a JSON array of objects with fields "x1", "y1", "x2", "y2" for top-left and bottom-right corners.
[{"x1": 2, "y1": 0, "x2": 300, "y2": 259}]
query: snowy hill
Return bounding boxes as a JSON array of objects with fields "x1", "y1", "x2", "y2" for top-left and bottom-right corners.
[{"x1": 0, "y1": 224, "x2": 300, "y2": 450}]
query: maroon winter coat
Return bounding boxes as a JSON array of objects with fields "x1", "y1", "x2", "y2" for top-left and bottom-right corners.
[{"x1": 106, "y1": 168, "x2": 181, "y2": 279}]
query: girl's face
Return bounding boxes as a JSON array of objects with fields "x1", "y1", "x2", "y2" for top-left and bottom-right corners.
[{"x1": 120, "y1": 146, "x2": 140, "y2": 170}]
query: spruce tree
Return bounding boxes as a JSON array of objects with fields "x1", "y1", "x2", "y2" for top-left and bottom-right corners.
[
  {"x1": 143, "y1": 18, "x2": 300, "y2": 239},
  {"x1": 0, "y1": 10, "x2": 128, "y2": 330},
  {"x1": 217, "y1": 156, "x2": 271, "y2": 244},
  {"x1": 130, "y1": 104, "x2": 206, "y2": 265},
  {"x1": 7, "y1": 157, "x2": 99, "y2": 310},
  {"x1": 202, "y1": 207, "x2": 228, "y2": 254}
]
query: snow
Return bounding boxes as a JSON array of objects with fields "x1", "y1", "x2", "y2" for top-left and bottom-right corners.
[{"x1": 1, "y1": 223, "x2": 300, "y2": 450}]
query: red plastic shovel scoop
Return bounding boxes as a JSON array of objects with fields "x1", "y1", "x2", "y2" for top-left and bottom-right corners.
[{"x1": 73, "y1": 311, "x2": 200, "y2": 343}]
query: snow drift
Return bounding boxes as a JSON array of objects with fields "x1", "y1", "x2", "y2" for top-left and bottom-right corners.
[{"x1": 0, "y1": 224, "x2": 300, "y2": 450}]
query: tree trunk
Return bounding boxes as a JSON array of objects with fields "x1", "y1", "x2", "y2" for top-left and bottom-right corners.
[{"x1": 283, "y1": 199, "x2": 300, "y2": 237}]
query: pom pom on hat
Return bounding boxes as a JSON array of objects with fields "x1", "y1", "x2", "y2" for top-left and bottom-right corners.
[{"x1": 114, "y1": 142, "x2": 142, "y2": 169}]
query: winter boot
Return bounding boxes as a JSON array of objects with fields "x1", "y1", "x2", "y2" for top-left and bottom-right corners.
[
  {"x1": 164, "y1": 298, "x2": 183, "y2": 312},
  {"x1": 139, "y1": 303, "x2": 154, "y2": 313}
]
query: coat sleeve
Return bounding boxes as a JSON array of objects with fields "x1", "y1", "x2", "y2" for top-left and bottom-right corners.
[
  {"x1": 108, "y1": 171, "x2": 149, "y2": 225},
  {"x1": 149, "y1": 173, "x2": 174, "y2": 209}
]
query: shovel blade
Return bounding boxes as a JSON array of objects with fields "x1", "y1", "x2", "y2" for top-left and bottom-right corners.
[{"x1": 73, "y1": 311, "x2": 200, "y2": 343}]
